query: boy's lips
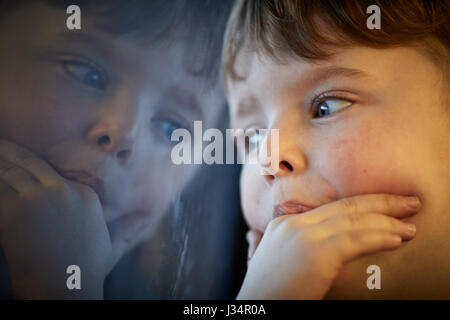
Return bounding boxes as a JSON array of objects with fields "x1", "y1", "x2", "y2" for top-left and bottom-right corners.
[
  {"x1": 273, "y1": 200, "x2": 317, "y2": 219},
  {"x1": 59, "y1": 169, "x2": 107, "y2": 206}
]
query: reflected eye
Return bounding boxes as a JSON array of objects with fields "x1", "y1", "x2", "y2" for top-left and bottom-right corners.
[
  {"x1": 153, "y1": 118, "x2": 185, "y2": 141},
  {"x1": 63, "y1": 61, "x2": 107, "y2": 90},
  {"x1": 314, "y1": 98, "x2": 353, "y2": 118}
]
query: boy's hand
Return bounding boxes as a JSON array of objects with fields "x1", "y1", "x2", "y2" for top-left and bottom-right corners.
[
  {"x1": 0, "y1": 139, "x2": 112, "y2": 299},
  {"x1": 238, "y1": 194, "x2": 420, "y2": 299}
]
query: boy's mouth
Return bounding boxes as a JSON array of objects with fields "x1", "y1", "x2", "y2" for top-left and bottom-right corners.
[
  {"x1": 59, "y1": 169, "x2": 107, "y2": 206},
  {"x1": 273, "y1": 200, "x2": 317, "y2": 219}
]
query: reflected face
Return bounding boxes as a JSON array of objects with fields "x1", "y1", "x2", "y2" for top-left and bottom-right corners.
[
  {"x1": 0, "y1": 4, "x2": 224, "y2": 259},
  {"x1": 228, "y1": 45, "x2": 450, "y2": 297}
]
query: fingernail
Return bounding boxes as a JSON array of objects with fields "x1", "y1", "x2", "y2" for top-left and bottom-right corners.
[
  {"x1": 405, "y1": 223, "x2": 416, "y2": 235},
  {"x1": 405, "y1": 196, "x2": 421, "y2": 210}
]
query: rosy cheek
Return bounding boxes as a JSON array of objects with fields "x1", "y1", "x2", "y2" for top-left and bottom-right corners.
[{"x1": 323, "y1": 131, "x2": 416, "y2": 198}]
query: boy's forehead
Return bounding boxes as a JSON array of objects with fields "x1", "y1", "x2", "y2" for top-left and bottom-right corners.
[{"x1": 227, "y1": 48, "x2": 304, "y2": 107}]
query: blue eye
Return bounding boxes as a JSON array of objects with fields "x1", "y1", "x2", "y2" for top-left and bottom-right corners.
[
  {"x1": 314, "y1": 98, "x2": 353, "y2": 118},
  {"x1": 63, "y1": 61, "x2": 107, "y2": 90},
  {"x1": 153, "y1": 118, "x2": 184, "y2": 141}
]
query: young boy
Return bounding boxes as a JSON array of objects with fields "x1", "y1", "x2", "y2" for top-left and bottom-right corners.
[
  {"x1": 0, "y1": 0, "x2": 232, "y2": 298},
  {"x1": 223, "y1": 0, "x2": 449, "y2": 299}
]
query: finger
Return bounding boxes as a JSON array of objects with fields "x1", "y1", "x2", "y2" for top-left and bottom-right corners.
[
  {"x1": 312, "y1": 212, "x2": 416, "y2": 242},
  {"x1": 325, "y1": 230, "x2": 403, "y2": 265},
  {"x1": 0, "y1": 158, "x2": 39, "y2": 193},
  {"x1": 294, "y1": 193, "x2": 421, "y2": 225},
  {"x1": 0, "y1": 139, "x2": 61, "y2": 185},
  {"x1": 246, "y1": 229, "x2": 263, "y2": 263}
]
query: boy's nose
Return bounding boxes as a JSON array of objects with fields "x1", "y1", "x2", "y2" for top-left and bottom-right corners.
[
  {"x1": 87, "y1": 125, "x2": 136, "y2": 163},
  {"x1": 262, "y1": 158, "x2": 301, "y2": 185},
  {"x1": 261, "y1": 131, "x2": 306, "y2": 185}
]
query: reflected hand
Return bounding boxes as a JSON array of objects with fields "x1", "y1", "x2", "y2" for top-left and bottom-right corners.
[{"x1": 0, "y1": 139, "x2": 113, "y2": 299}]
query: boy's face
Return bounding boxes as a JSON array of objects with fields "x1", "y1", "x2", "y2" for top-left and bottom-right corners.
[
  {"x1": 228, "y1": 45, "x2": 450, "y2": 297},
  {"x1": 0, "y1": 4, "x2": 223, "y2": 260}
]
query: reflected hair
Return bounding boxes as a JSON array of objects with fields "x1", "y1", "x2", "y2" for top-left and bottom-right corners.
[{"x1": 0, "y1": 0, "x2": 235, "y2": 86}]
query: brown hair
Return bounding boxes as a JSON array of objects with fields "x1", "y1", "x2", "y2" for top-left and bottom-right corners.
[{"x1": 222, "y1": 0, "x2": 449, "y2": 83}]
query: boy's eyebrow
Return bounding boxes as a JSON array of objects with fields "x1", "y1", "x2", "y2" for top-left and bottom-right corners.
[
  {"x1": 52, "y1": 32, "x2": 110, "y2": 55},
  {"x1": 232, "y1": 66, "x2": 372, "y2": 118},
  {"x1": 306, "y1": 66, "x2": 373, "y2": 84}
]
